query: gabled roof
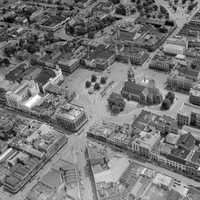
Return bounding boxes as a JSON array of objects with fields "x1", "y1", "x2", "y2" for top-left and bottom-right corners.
[
  {"x1": 177, "y1": 133, "x2": 195, "y2": 150},
  {"x1": 122, "y1": 81, "x2": 145, "y2": 95}
]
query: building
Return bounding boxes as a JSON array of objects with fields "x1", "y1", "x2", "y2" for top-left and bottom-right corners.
[
  {"x1": 58, "y1": 58, "x2": 80, "y2": 73},
  {"x1": 6, "y1": 80, "x2": 43, "y2": 111},
  {"x1": 131, "y1": 129, "x2": 161, "y2": 158},
  {"x1": 163, "y1": 37, "x2": 187, "y2": 56},
  {"x1": 25, "y1": 157, "x2": 80, "y2": 200},
  {"x1": 116, "y1": 23, "x2": 174, "y2": 52},
  {"x1": 39, "y1": 13, "x2": 70, "y2": 32},
  {"x1": 54, "y1": 103, "x2": 87, "y2": 132},
  {"x1": 0, "y1": 88, "x2": 7, "y2": 104},
  {"x1": 6, "y1": 63, "x2": 63, "y2": 94},
  {"x1": 116, "y1": 45, "x2": 149, "y2": 65},
  {"x1": 0, "y1": 116, "x2": 16, "y2": 141},
  {"x1": 177, "y1": 103, "x2": 200, "y2": 128},
  {"x1": 57, "y1": 44, "x2": 86, "y2": 73},
  {"x1": 32, "y1": 66, "x2": 63, "y2": 93},
  {"x1": 3, "y1": 124, "x2": 67, "y2": 193},
  {"x1": 121, "y1": 79, "x2": 162, "y2": 105},
  {"x1": 19, "y1": 124, "x2": 67, "y2": 158},
  {"x1": 3, "y1": 155, "x2": 42, "y2": 193},
  {"x1": 149, "y1": 54, "x2": 172, "y2": 72},
  {"x1": 163, "y1": 43, "x2": 185, "y2": 55},
  {"x1": 189, "y1": 84, "x2": 200, "y2": 106},
  {"x1": 177, "y1": 65, "x2": 200, "y2": 81},
  {"x1": 5, "y1": 63, "x2": 28, "y2": 83},
  {"x1": 160, "y1": 132, "x2": 196, "y2": 174},
  {"x1": 83, "y1": 44, "x2": 116, "y2": 70},
  {"x1": 167, "y1": 73, "x2": 194, "y2": 92}
]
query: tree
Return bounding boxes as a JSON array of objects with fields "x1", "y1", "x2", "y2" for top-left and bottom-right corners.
[
  {"x1": 88, "y1": 32, "x2": 95, "y2": 39},
  {"x1": 191, "y1": 62, "x2": 197, "y2": 69},
  {"x1": 165, "y1": 92, "x2": 175, "y2": 103},
  {"x1": 94, "y1": 83, "x2": 100, "y2": 90},
  {"x1": 30, "y1": 57, "x2": 38, "y2": 66},
  {"x1": 109, "y1": 0, "x2": 120, "y2": 4},
  {"x1": 19, "y1": 38, "x2": 25, "y2": 49},
  {"x1": 111, "y1": 105, "x2": 121, "y2": 114},
  {"x1": 115, "y1": 4, "x2": 126, "y2": 15},
  {"x1": 0, "y1": 58, "x2": 10, "y2": 68},
  {"x1": 91, "y1": 74, "x2": 97, "y2": 82},
  {"x1": 108, "y1": 92, "x2": 125, "y2": 114},
  {"x1": 182, "y1": 0, "x2": 187, "y2": 4},
  {"x1": 159, "y1": 26, "x2": 168, "y2": 33},
  {"x1": 161, "y1": 98, "x2": 171, "y2": 110},
  {"x1": 27, "y1": 33, "x2": 38, "y2": 44},
  {"x1": 165, "y1": 20, "x2": 174, "y2": 26},
  {"x1": 23, "y1": 7, "x2": 34, "y2": 23},
  {"x1": 4, "y1": 45, "x2": 16, "y2": 57},
  {"x1": 100, "y1": 77, "x2": 107, "y2": 84},
  {"x1": 153, "y1": 4, "x2": 158, "y2": 11},
  {"x1": 26, "y1": 43, "x2": 40, "y2": 54},
  {"x1": 2, "y1": 58, "x2": 10, "y2": 67},
  {"x1": 15, "y1": 50, "x2": 28, "y2": 61},
  {"x1": 44, "y1": 31, "x2": 55, "y2": 44},
  {"x1": 85, "y1": 81, "x2": 91, "y2": 88}
]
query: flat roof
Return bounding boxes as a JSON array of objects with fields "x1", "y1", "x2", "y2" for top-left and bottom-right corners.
[
  {"x1": 87, "y1": 44, "x2": 115, "y2": 60},
  {"x1": 88, "y1": 121, "x2": 116, "y2": 138},
  {"x1": 94, "y1": 157, "x2": 129, "y2": 184},
  {"x1": 58, "y1": 106, "x2": 82, "y2": 121},
  {"x1": 190, "y1": 87, "x2": 200, "y2": 97},
  {"x1": 191, "y1": 150, "x2": 200, "y2": 165},
  {"x1": 23, "y1": 94, "x2": 42, "y2": 109},
  {"x1": 178, "y1": 103, "x2": 200, "y2": 116},
  {"x1": 40, "y1": 169, "x2": 62, "y2": 190},
  {"x1": 134, "y1": 130, "x2": 160, "y2": 149},
  {"x1": 171, "y1": 147, "x2": 190, "y2": 159},
  {"x1": 153, "y1": 173, "x2": 172, "y2": 187},
  {"x1": 165, "y1": 133, "x2": 180, "y2": 145},
  {"x1": 163, "y1": 43, "x2": 185, "y2": 51}
]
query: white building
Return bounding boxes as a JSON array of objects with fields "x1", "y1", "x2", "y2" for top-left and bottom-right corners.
[{"x1": 6, "y1": 80, "x2": 43, "y2": 110}]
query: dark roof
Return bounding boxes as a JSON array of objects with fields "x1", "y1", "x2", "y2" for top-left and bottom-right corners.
[
  {"x1": 4, "y1": 174, "x2": 21, "y2": 188},
  {"x1": 5, "y1": 63, "x2": 27, "y2": 82},
  {"x1": 171, "y1": 147, "x2": 190, "y2": 160},
  {"x1": 178, "y1": 66, "x2": 199, "y2": 78},
  {"x1": 177, "y1": 133, "x2": 195, "y2": 150},
  {"x1": 34, "y1": 68, "x2": 56, "y2": 86},
  {"x1": 14, "y1": 164, "x2": 30, "y2": 178},
  {"x1": 122, "y1": 81, "x2": 145, "y2": 95},
  {"x1": 87, "y1": 44, "x2": 115, "y2": 60},
  {"x1": 119, "y1": 30, "x2": 135, "y2": 42},
  {"x1": 108, "y1": 92, "x2": 124, "y2": 102}
]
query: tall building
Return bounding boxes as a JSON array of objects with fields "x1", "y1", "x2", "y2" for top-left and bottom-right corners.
[
  {"x1": 54, "y1": 104, "x2": 87, "y2": 132},
  {"x1": 167, "y1": 73, "x2": 194, "y2": 92},
  {"x1": 189, "y1": 84, "x2": 200, "y2": 106},
  {"x1": 177, "y1": 103, "x2": 200, "y2": 128},
  {"x1": 121, "y1": 78, "x2": 162, "y2": 105},
  {"x1": 131, "y1": 129, "x2": 161, "y2": 158}
]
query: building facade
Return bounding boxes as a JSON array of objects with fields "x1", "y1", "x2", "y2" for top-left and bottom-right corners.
[{"x1": 54, "y1": 104, "x2": 87, "y2": 132}]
